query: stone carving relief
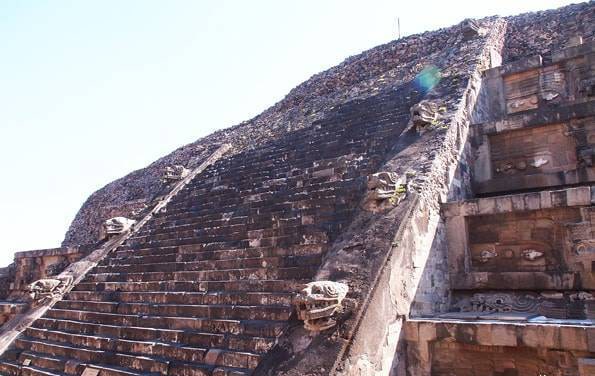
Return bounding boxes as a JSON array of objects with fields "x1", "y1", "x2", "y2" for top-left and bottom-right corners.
[
  {"x1": 293, "y1": 281, "x2": 348, "y2": 332},
  {"x1": 574, "y1": 239, "x2": 595, "y2": 255},
  {"x1": 460, "y1": 19, "x2": 484, "y2": 41},
  {"x1": 539, "y1": 66, "x2": 566, "y2": 102},
  {"x1": 465, "y1": 293, "x2": 541, "y2": 313},
  {"x1": 470, "y1": 240, "x2": 550, "y2": 270},
  {"x1": 494, "y1": 155, "x2": 551, "y2": 175},
  {"x1": 454, "y1": 291, "x2": 594, "y2": 319},
  {"x1": 477, "y1": 249, "x2": 498, "y2": 263},
  {"x1": 162, "y1": 165, "x2": 190, "y2": 183},
  {"x1": 100, "y1": 217, "x2": 136, "y2": 240},
  {"x1": 577, "y1": 147, "x2": 595, "y2": 166},
  {"x1": 363, "y1": 172, "x2": 407, "y2": 212},
  {"x1": 409, "y1": 100, "x2": 440, "y2": 132},
  {"x1": 521, "y1": 249, "x2": 544, "y2": 261},
  {"x1": 27, "y1": 275, "x2": 73, "y2": 306},
  {"x1": 570, "y1": 291, "x2": 593, "y2": 301}
]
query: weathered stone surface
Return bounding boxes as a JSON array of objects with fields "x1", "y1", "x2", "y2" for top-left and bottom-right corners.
[
  {"x1": 503, "y1": 2, "x2": 594, "y2": 64},
  {"x1": 1, "y1": 3, "x2": 594, "y2": 376},
  {"x1": 293, "y1": 281, "x2": 348, "y2": 332},
  {"x1": 27, "y1": 276, "x2": 73, "y2": 306}
]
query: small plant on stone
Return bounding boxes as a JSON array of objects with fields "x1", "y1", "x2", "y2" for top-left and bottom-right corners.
[{"x1": 388, "y1": 184, "x2": 407, "y2": 205}]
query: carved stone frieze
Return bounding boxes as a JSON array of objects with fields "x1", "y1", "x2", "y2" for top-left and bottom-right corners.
[
  {"x1": 466, "y1": 293, "x2": 540, "y2": 313},
  {"x1": 453, "y1": 290, "x2": 594, "y2": 319}
]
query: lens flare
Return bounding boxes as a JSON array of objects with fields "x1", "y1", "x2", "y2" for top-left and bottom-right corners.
[{"x1": 415, "y1": 65, "x2": 441, "y2": 94}]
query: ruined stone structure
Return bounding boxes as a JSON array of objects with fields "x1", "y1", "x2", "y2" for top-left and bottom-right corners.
[{"x1": 0, "y1": 2, "x2": 593, "y2": 376}]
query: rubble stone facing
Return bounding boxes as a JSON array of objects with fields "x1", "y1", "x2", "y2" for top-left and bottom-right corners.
[{"x1": 503, "y1": 2, "x2": 594, "y2": 64}]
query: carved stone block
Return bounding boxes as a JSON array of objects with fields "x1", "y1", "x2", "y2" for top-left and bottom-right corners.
[
  {"x1": 460, "y1": 19, "x2": 483, "y2": 41},
  {"x1": 100, "y1": 217, "x2": 136, "y2": 240},
  {"x1": 162, "y1": 165, "x2": 190, "y2": 183},
  {"x1": 27, "y1": 275, "x2": 73, "y2": 306},
  {"x1": 293, "y1": 281, "x2": 348, "y2": 332},
  {"x1": 363, "y1": 172, "x2": 407, "y2": 212},
  {"x1": 409, "y1": 100, "x2": 440, "y2": 131}
]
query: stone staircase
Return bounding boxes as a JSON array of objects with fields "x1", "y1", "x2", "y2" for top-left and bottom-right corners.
[{"x1": 0, "y1": 84, "x2": 421, "y2": 376}]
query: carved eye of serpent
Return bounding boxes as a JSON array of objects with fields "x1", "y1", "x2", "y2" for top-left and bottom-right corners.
[{"x1": 312, "y1": 284, "x2": 339, "y2": 298}]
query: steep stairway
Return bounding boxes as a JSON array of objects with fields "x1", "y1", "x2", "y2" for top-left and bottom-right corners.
[{"x1": 0, "y1": 85, "x2": 420, "y2": 376}]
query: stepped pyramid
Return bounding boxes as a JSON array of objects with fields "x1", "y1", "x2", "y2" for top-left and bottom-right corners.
[{"x1": 0, "y1": 2, "x2": 593, "y2": 375}]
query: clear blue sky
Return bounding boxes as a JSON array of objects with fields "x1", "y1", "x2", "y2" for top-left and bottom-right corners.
[{"x1": 0, "y1": 0, "x2": 579, "y2": 266}]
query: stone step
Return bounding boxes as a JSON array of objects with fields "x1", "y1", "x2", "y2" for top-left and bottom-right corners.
[
  {"x1": 125, "y1": 238, "x2": 253, "y2": 251},
  {"x1": 75, "y1": 364, "x2": 148, "y2": 376},
  {"x1": 128, "y1": 225, "x2": 328, "y2": 250},
  {"x1": 125, "y1": 231, "x2": 316, "y2": 250},
  {"x1": 14, "y1": 337, "x2": 223, "y2": 375},
  {"x1": 23, "y1": 327, "x2": 262, "y2": 370},
  {"x1": 0, "y1": 361, "x2": 21, "y2": 376},
  {"x1": 53, "y1": 300, "x2": 292, "y2": 321},
  {"x1": 143, "y1": 198, "x2": 311, "y2": 223},
  {"x1": 65, "y1": 291, "x2": 294, "y2": 306},
  {"x1": 19, "y1": 353, "x2": 140, "y2": 376},
  {"x1": 15, "y1": 337, "x2": 166, "y2": 375},
  {"x1": 114, "y1": 242, "x2": 325, "y2": 258},
  {"x1": 18, "y1": 352, "x2": 65, "y2": 374},
  {"x1": 110, "y1": 244, "x2": 325, "y2": 264},
  {"x1": 21, "y1": 365, "x2": 67, "y2": 376},
  {"x1": 95, "y1": 255, "x2": 322, "y2": 274},
  {"x1": 84, "y1": 266, "x2": 317, "y2": 283},
  {"x1": 137, "y1": 188, "x2": 344, "y2": 233},
  {"x1": 33, "y1": 318, "x2": 277, "y2": 354},
  {"x1": 125, "y1": 236, "x2": 249, "y2": 250},
  {"x1": 45, "y1": 309, "x2": 287, "y2": 337},
  {"x1": 167, "y1": 185, "x2": 345, "y2": 210},
  {"x1": 72, "y1": 279, "x2": 308, "y2": 293},
  {"x1": 129, "y1": 230, "x2": 250, "y2": 245},
  {"x1": 19, "y1": 350, "x2": 248, "y2": 376}
]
